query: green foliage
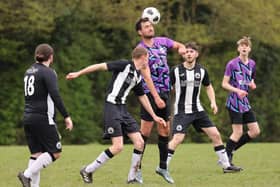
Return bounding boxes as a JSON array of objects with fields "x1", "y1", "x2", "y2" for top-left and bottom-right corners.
[{"x1": 0, "y1": 0, "x2": 280, "y2": 144}]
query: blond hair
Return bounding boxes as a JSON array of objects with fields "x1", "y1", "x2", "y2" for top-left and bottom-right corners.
[
  {"x1": 237, "y1": 36, "x2": 252, "y2": 47},
  {"x1": 132, "y1": 47, "x2": 148, "y2": 59}
]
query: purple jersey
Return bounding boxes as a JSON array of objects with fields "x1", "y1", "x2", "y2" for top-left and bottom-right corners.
[
  {"x1": 224, "y1": 57, "x2": 256, "y2": 113},
  {"x1": 137, "y1": 37, "x2": 174, "y2": 93}
]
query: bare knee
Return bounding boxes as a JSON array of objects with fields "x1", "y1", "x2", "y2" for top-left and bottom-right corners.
[
  {"x1": 53, "y1": 152, "x2": 61, "y2": 160},
  {"x1": 248, "y1": 125, "x2": 261, "y2": 138},
  {"x1": 110, "y1": 144, "x2": 124, "y2": 154}
]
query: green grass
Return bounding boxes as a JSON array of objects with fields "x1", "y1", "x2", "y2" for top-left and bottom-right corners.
[{"x1": 1, "y1": 143, "x2": 279, "y2": 187}]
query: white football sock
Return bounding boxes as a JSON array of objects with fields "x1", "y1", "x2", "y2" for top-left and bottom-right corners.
[
  {"x1": 216, "y1": 149, "x2": 230, "y2": 168},
  {"x1": 166, "y1": 152, "x2": 174, "y2": 169},
  {"x1": 85, "y1": 151, "x2": 111, "y2": 173},
  {"x1": 28, "y1": 157, "x2": 40, "y2": 187},
  {"x1": 24, "y1": 152, "x2": 53, "y2": 178},
  {"x1": 127, "y1": 151, "x2": 142, "y2": 180}
]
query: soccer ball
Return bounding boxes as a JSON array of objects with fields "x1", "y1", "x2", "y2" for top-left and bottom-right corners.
[{"x1": 142, "y1": 7, "x2": 160, "y2": 24}]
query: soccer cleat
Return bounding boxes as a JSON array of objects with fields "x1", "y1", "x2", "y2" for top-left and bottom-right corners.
[
  {"x1": 223, "y1": 165, "x2": 242, "y2": 173},
  {"x1": 80, "y1": 166, "x2": 93, "y2": 183},
  {"x1": 17, "y1": 172, "x2": 31, "y2": 187},
  {"x1": 127, "y1": 178, "x2": 143, "y2": 184},
  {"x1": 155, "y1": 167, "x2": 174, "y2": 184},
  {"x1": 135, "y1": 169, "x2": 143, "y2": 184}
]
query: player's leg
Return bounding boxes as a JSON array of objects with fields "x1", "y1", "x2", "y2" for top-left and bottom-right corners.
[
  {"x1": 234, "y1": 111, "x2": 260, "y2": 151},
  {"x1": 28, "y1": 153, "x2": 41, "y2": 187},
  {"x1": 167, "y1": 133, "x2": 185, "y2": 168},
  {"x1": 127, "y1": 132, "x2": 144, "y2": 183},
  {"x1": 157, "y1": 120, "x2": 170, "y2": 170},
  {"x1": 225, "y1": 110, "x2": 244, "y2": 163},
  {"x1": 80, "y1": 136, "x2": 121, "y2": 183},
  {"x1": 202, "y1": 127, "x2": 231, "y2": 167},
  {"x1": 19, "y1": 123, "x2": 61, "y2": 187}
]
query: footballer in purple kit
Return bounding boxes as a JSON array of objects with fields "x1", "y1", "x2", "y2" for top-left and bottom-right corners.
[{"x1": 222, "y1": 36, "x2": 261, "y2": 167}]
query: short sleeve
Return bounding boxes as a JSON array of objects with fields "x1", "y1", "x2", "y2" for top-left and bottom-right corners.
[
  {"x1": 133, "y1": 81, "x2": 145, "y2": 96},
  {"x1": 224, "y1": 62, "x2": 232, "y2": 77},
  {"x1": 202, "y1": 69, "x2": 210, "y2": 86}
]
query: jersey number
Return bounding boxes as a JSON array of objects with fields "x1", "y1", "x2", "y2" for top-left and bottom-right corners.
[{"x1": 24, "y1": 75, "x2": 35, "y2": 96}]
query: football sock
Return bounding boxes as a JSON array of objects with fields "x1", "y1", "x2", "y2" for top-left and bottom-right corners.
[
  {"x1": 127, "y1": 149, "x2": 142, "y2": 180},
  {"x1": 214, "y1": 145, "x2": 230, "y2": 168},
  {"x1": 226, "y1": 139, "x2": 238, "y2": 158},
  {"x1": 158, "y1": 135, "x2": 169, "y2": 169},
  {"x1": 24, "y1": 152, "x2": 53, "y2": 178},
  {"x1": 28, "y1": 157, "x2": 40, "y2": 187},
  {"x1": 85, "y1": 149, "x2": 114, "y2": 173},
  {"x1": 167, "y1": 149, "x2": 175, "y2": 169},
  {"x1": 139, "y1": 134, "x2": 148, "y2": 169},
  {"x1": 234, "y1": 133, "x2": 252, "y2": 151}
]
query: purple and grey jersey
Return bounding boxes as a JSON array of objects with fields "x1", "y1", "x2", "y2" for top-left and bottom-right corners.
[
  {"x1": 224, "y1": 57, "x2": 256, "y2": 113},
  {"x1": 137, "y1": 37, "x2": 174, "y2": 93}
]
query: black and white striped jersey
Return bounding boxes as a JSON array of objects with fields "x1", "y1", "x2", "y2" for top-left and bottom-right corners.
[
  {"x1": 106, "y1": 60, "x2": 144, "y2": 104},
  {"x1": 23, "y1": 63, "x2": 69, "y2": 125},
  {"x1": 170, "y1": 63, "x2": 210, "y2": 115}
]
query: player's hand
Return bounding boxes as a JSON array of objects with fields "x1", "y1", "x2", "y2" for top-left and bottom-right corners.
[
  {"x1": 248, "y1": 81, "x2": 256, "y2": 90},
  {"x1": 236, "y1": 89, "x2": 248, "y2": 99},
  {"x1": 66, "y1": 72, "x2": 80, "y2": 80},
  {"x1": 210, "y1": 102, "x2": 218, "y2": 115},
  {"x1": 154, "y1": 116, "x2": 166, "y2": 127},
  {"x1": 154, "y1": 96, "x2": 166, "y2": 109},
  {"x1": 64, "y1": 117, "x2": 73, "y2": 131}
]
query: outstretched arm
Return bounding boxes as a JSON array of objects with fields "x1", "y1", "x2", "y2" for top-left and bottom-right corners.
[
  {"x1": 66, "y1": 63, "x2": 108, "y2": 80},
  {"x1": 173, "y1": 41, "x2": 186, "y2": 55},
  {"x1": 140, "y1": 66, "x2": 165, "y2": 109},
  {"x1": 205, "y1": 84, "x2": 218, "y2": 115}
]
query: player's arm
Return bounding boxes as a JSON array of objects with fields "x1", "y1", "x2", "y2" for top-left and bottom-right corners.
[
  {"x1": 205, "y1": 84, "x2": 218, "y2": 115},
  {"x1": 138, "y1": 94, "x2": 166, "y2": 127},
  {"x1": 66, "y1": 63, "x2": 108, "y2": 80},
  {"x1": 140, "y1": 66, "x2": 165, "y2": 109},
  {"x1": 222, "y1": 75, "x2": 248, "y2": 98},
  {"x1": 45, "y1": 70, "x2": 73, "y2": 130},
  {"x1": 172, "y1": 41, "x2": 186, "y2": 55}
]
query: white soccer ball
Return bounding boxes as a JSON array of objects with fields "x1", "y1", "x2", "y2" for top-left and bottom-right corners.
[{"x1": 142, "y1": 7, "x2": 161, "y2": 24}]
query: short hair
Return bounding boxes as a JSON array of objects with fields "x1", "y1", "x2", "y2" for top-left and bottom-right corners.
[
  {"x1": 132, "y1": 47, "x2": 148, "y2": 59},
  {"x1": 185, "y1": 41, "x2": 199, "y2": 51},
  {"x1": 135, "y1": 17, "x2": 150, "y2": 31},
  {"x1": 237, "y1": 36, "x2": 252, "y2": 47},
  {"x1": 34, "y1": 43, "x2": 54, "y2": 62}
]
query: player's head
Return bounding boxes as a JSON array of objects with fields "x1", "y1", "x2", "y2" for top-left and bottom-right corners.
[
  {"x1": 183, "y1": 41, "x2": 199, "y2": 63},
  {"x1": 135, "y1": 17, "x2": 154, "y2": 39},
  {"x1": 237, "y1": 36, "x2": 251, "y2": 56},
  {"x1": 132, "y1": 46, "x2": 148, "y2": 70},
  {"x1": 35, "y1": 44, "x2": 54, "y2": 63}
]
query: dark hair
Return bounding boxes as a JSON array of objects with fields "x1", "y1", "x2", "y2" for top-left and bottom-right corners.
[
  {"x1": 34, "y1": 44, "x2": 54, "y2": 62},
  {"x1": 132, "y1": 47, "x2": 148, "y2": 59},
  {"x1": 185, "y1": 41, "x2": 200, "y2": 51},
  {"x1": 135, "y1": 17, "x2": 150, "y2": 31}
]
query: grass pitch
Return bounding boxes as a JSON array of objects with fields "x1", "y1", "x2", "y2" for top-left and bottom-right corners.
[{"x1": 0, "y1": 143, "x2": 279, "y2": 187}]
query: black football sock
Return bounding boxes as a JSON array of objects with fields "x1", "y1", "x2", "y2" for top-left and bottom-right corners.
[
  {"x1": 158, "y1": 135, "x2": 169, "y2": 169},
  {"x1": 234, "y1": 133, "x2": 252, "y2": 151}
]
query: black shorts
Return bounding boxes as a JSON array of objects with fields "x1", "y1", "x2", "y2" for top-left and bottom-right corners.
[
  {"x1": 228, "y1": 109, "x2": 257, "y2": 124},
  {"x1": 24, "y1": 122, "x2": 62, "y2": 154},
  {"x1": 172, "y1": 111, "x2": 214, "y2": 134},
  {"x1": 140, "y1": 92, "x2": 171, "y2": 121},
  {"x1": 103, "y1": 102, "x2": 139, "y2": 139}
]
